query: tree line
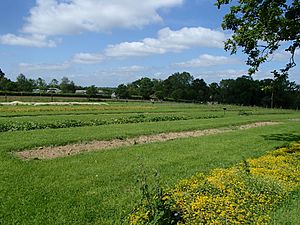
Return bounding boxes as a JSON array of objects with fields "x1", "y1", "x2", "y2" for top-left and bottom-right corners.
[
  {"x1": 0, "y1": 69, "x2": 76, "y2": 93},
  {"x1": 115, "y1": 71, "x2": 300, "y2": 109},
  {"x1": 1, "y1": 68, "x2": 299, "y2": 109},
  {"x1": 0, "y1": 68, "x2": 108, "y2": 96}
]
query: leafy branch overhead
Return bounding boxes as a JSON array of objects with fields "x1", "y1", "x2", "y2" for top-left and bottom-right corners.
[{"x1": 217, "y1": 0, "x2": 300, "y2": 75}]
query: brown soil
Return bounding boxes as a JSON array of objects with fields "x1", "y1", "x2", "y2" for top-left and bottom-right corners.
[{"x1": 16, "y1": 121, "x2": 280, "y2": 160}]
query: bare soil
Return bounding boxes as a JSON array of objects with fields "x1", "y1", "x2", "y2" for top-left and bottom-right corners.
[{"x1": 16, "y1": 121, "x2": 280, "y2": 160}]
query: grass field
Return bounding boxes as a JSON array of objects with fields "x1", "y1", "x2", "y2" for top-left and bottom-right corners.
[{"x1": 0, "y1": 101, "x2": 300, "y2": 224}]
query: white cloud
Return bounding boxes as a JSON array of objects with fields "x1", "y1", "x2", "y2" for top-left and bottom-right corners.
[
  {"x1": 197, "y1": 69, "x2": 247, "y2": 82},
  {"x1": 19, "y1": 62, "x2": 70, "y2": 73},
  {"x1": 271, "y1": 49, "x2": 300, "y2": 61},
  {"x1": 174, "y1": 54, "x2": 237, "y2": 68},
  {"x1": 73, "y1": 65, "x2": 147, "y2": 86},
  {"x1": 0, "y1": 34, "x2": 56, "y2": 48},
  {"x1": 116, "y1": 65, "x2": 146, "y2": 73},
  {"x1": 22, "y1": 0, "x2": 183, "y2": 36},
  {"x1": 105, "y1": 27, "x2": 226, "y2": 57},
  {"x1": 72, "y1": 53, "x2": 104, "y2": 64}
]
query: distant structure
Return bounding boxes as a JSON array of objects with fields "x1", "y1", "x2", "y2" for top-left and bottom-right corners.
[
  {"x1": 46, "y1": 88, "x2": 61, "y2": 94},
  {"x1": 111, "y1": 92, "x2": 117, "y2": 99},
  {"x1": 32, "y1": 89, "x2": 42, "y2": 93},
  {"x1": 75, "y1": 90, "x2": 87, "y2": 94}
]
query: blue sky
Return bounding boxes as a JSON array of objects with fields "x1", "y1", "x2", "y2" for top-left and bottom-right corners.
[{"x1": 0, "y1": 0, "x2": 299, "y2": 87}]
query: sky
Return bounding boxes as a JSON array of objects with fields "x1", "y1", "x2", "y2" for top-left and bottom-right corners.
[{"x1": 0, "y1": 0, "x2": 299, "y2": 87}]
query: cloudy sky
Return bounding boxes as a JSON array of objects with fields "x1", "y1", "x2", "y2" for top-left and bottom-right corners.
[{"x1": 0, "y1": 0, "x2": 299, "y2": 87}]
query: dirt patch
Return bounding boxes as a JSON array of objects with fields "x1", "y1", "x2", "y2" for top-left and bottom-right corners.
[
  {"x1": 16, "y1": 121, "x2": 280, "y2": 160},
  {"x1": 238, "y1": 121, "x2": 279, "y2": 129}
]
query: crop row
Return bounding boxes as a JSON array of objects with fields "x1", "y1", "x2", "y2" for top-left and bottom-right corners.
[
  {"x1": 129, "y1": 142, "x2": 300, "y2": 224},
  {"x1": 0, "y1": 114, "x2": 220, "y2": 132}
]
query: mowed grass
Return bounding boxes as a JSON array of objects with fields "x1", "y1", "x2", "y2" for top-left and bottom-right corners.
[{"x1": 0, "y1": 102, "x2": 300, "y2": 224}]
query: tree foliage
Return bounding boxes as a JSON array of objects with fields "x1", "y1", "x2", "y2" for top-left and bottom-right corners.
[
  {"x1": 117, "y1": 71, "x2": 299, "y2": 109},
  {"x1": 115, "y1": 84, "x2": 130, "y2": 99},
  {"x1": 217, "y1": 0, "x2": 300, "y2": 75},
  {"x1": 163, "y1": 72, "x2": 195, "y2": 100},
  {"x1": 16, "y1": 74, "x2": 35, "y2": 92},
  {"x1": 0, "y1": 68, "x2": 299, "y2": 109},
  {"x1": 35, "y1": 77, "x2": 47, "y2": 90},
  {"x1": 49, "y1": 79, "x2": 59, "y2": 88},
  {"x1": 59, "y1": 77, "x2": 76, "y2": 93},
  {"x1": 86, "y1": 85, "x2": 98, "y2": 97},
  {"x1": 0, "y1": 69, "x2": 14, "y2": 91}
]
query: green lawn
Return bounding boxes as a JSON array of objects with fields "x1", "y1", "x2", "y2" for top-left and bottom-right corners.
[{"x1": 0, "y1": 102, "x2": 300, "y2": 224}]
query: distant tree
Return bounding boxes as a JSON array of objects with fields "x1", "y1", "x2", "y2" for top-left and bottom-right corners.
[
  {"x1": 113, "y1": 72, "x2": 300, "y2": 108},
  {"x1": 170, "y1": 89, "x2": 185, "y2": 101},
  {"x1": 209, "y1": 82, "x2": 221, "y2": 102},
  {"x1": 68, "y1": 81, "x2": 76, "y2": 93},
  {"x1": 86, "y1": 85, "x2": 98, "y2": 97},
  {"x1": 153, "y1": 90, "x2": 164, "y2": 100},
  {"x1": 59, "y1": 77, "x2": 69, "y2": 92},
  {"x1": 219, "y1": 79, "x2": 236, "y2": 103},
  {"x1": 138, "y1": 77, "x2": 154, "y2": 99},
  {"x1": 127, "y1": 82, "x2": 139, "y2": 96},
  {"x1": 16, "y1": 74, "x2": 35, "y2": 92},
  {"x1": 49, "y1": 79, "x2": 59, "y2": 88},
  {"x1": 270, "y1": 71, "x2": 297, "y2": 108},
  {"x1": 191, "y1": 78, "x2": 209, "y2": 102},
  {"x1": 163, "y1": 72, "x2": 194, "y2": 99},
  {"x1": 115, "y1": 84, "x2": 130, "y2": 99},
  {"x1": 60, "y1": 77, "x2": 75, "y2": 93},
  {"x1": 0, "y1": 69, "x2": 14, "y2": 91},
  {"x1": 260, "y1": 78, "x2": 276, "y2": 108},
  {"x1": 220, "y1": 76, "x2": 261, "y2": 106},
  {"x1": 217, "y1": 0, "x2": 300, "y2": 75},
  {"x1": 35, "y1": 77, "x2": 47, "y2": 91},
  {"x1": 233, "y1": 76, "x2": 261, "y2": 106},
  {"x1": 152, "y1": 79, "x2": 164, "y2": 94},
  {"x1": 0, "y1": 69, "x2": 4, "y2": 79}
]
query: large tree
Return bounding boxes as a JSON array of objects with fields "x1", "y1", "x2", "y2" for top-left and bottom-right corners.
[{"x1": 217, "y1": 0, "x2": 300, "y2": 75}]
